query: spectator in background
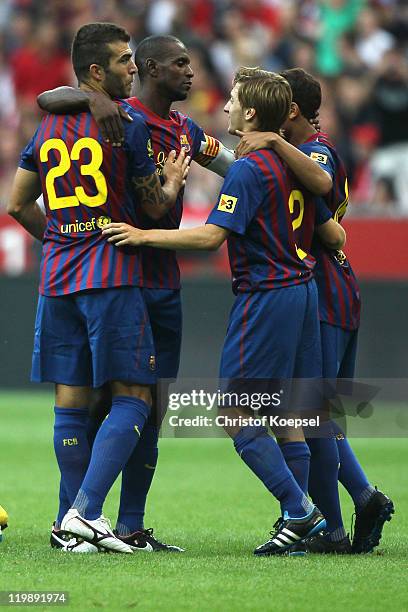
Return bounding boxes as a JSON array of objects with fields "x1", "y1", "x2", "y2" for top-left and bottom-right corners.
[
  {"x1": 0, "y1": 125, "x2": 20, "y2": 210},
  {"x1": 370, "y1": 47, "x2": 408, "y2": 213},
  {"x1": 10, "y1": 19, "x2": 72, "y2": 105},
  {"x1": 5, "y1": 9, "x2": 32, "y2": 55},
  {"x1": 10, "y1": 16, "x2": 72, "y2": 148},
  {"x1": 372, "y1": 47, "x2": 408, "y2": 147},
  {"x1": 0, "y1": 47, "x2": 17, "y2": 123},
  {"x1": 315, "y1": 0, "x2": 364, "y2": 77},
  {"x1": 355, "y1": 6, "x2": 395, "y2": 68},
  {"x1": 333, "y1": 73, "x2": 373, "y2": 175},
  {"x1": 348, "y1": 123, "x2": 382, "y2": 213},
  {"x1": 0, "y1": 1, "x2": 12, "y2": 29}
]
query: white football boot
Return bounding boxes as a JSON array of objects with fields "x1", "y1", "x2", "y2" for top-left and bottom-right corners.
[{"x1": 61, "y1": 509, "x2": 133, "y2": 553}]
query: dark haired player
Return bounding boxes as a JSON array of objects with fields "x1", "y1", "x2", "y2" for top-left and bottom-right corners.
[
  {"x1": 101, "y1": 72, "x2": 349, "y2": 555},
  {"x1": 8, "y1": 23, "x2": 188, "y2": 553},
  {"x1": 236, "y1": 67, "x2": 394, "y2": 554}
]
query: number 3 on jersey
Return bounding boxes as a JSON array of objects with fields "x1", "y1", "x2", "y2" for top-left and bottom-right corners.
[
  {"x1": 40, "y1": 137, "x2": 107, "y2": 210},
  {"x1": 288, "y1": 189, "x2": 308, "y2": 261}
]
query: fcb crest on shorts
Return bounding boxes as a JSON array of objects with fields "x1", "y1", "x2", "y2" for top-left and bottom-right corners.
[{"x1": 180, "y1": 134, "x2": 191, "y2": 152}]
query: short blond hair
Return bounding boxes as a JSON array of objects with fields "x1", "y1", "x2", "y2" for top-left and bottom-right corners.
[
  {"x1": 233, "y1": 69, "x2": 292, "y2": 132},
  {"x1": 233, "y1": 66, "x2": 273, "y2": 85}
]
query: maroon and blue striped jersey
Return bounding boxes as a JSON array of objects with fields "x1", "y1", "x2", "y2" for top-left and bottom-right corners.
[
  {"x1": 127, "y1": 97, "x2": 217, "y2": 289},
  {"x1": 300, "y1": 133, "x2": 361, "y2": 330},
  {"x1": 19, "y1": 103, "x2": 155, "y2": 297},
  {"x1": 206, "y1": 150, "x2": 315, "y2": 293},
  {"x1": 285, "y1": 171, "x2": 331, "y2": 273}
]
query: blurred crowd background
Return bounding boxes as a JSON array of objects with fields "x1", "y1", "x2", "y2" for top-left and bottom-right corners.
[{"x1": 0, "y1": 0, "x2": 407, "y2": 221}]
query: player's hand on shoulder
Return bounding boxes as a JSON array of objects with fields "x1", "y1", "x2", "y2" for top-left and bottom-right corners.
[
  {"x1": 163, "y1": 149, "x2": 191, "y2": 189},
  {"x1": 102, "y1": 222, "x2": 144, "y2": 247},
  {"x1": 234, "y1": 130, "x2": 278, "y2": 158},
  {"x1": 88, "y1": 92, "x2": 132, "y2": 147}
]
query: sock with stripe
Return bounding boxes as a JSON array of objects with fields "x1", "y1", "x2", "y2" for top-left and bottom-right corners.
[
  {"x1": 307, "y1": 435, "x2": 344, "y2": 536},
  {"x1": 332, "y1": 424, "x2": 375, "y2": 509},
  {"x1": 53, "y1": 407, "x2": 91, "y2": 524},
  {"x1": 280, "y1": 441, "x2": 311, "y2": 494},
  {"x1": 73, "y1": 396, "x2": 150, "y2": 520},
  {"x1": 233, "y1": 426, "x2": 313, "y2": 518},
  {"x1": 116, "y1": 420, "x2": 159, "y2": 535}
]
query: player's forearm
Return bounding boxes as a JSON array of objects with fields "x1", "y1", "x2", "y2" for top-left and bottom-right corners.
[
  {"x1": 140, "y1": 150, "x2": 189, "y2": 220},
  {"x1": 38, "y1": 87, "x2": 89, "y2": 114},
  {"x1": 158, "y1": 181, "x2": 181, "y2": 217},
  {"x1": 8, "y1": 168, "x2": 45, "y2": 241},
  {"x1": 137, "y1": 178, "x2": 180, "y2": 220},
  {"x1": 272, "y1": 136, "x2": 332, "y2": 196},
  {"x1": 7, "y1": 201, "x2": 46, "y2": 241},
  {"x1": 143, "y1": 225, "x2": 224, "y2": 251},
  {"x1": 140, "y1": 189, "x2": 174, "y2": 220},
  {"x1": 104, "y1": 222, "x2": 227, "y2": 250}
]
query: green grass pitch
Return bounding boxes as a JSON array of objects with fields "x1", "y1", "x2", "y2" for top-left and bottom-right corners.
[{"x1": 1, "y1": 391, "x2": 407, "y2": 611}]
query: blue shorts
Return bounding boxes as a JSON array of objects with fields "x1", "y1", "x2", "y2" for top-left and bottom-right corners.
[
  {"x1": 31, "y1": 286, "x2": 156, "y2": 387},
  {"x1": 142, "y1": 288, "x2": 182, "y2": 380},
  {"x1": 320, "y1": 322, "x2": 358, "y2": 379},
  {"x1": 220, "y1": 280, "x2": 322, "y2": 380}
]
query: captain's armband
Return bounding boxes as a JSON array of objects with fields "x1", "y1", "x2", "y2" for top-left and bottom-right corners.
[{"x1": 194, "y1": 135, "x2": 235, "y2": 177}]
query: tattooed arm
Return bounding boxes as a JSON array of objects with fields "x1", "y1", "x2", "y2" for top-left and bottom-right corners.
[
  {"x1": 131, "y1": 173, "x2": 169, "y2": 220},
  {"x1": 133, "y1": 149, "x2": 190, "y2": 220}
]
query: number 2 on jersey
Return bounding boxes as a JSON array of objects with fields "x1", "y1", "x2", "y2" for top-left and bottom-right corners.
[
  {"x1": 288, "y1": 189, "x2": 308, "y2": 260},
  {"x1": 40, "y1": 137, "x2": 108, "y2": 210}
]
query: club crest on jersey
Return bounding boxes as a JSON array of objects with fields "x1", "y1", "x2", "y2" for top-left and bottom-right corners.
[
  {"x1": 147, "y1": 138, "x2": 154, "y2": 158},
  {"x1": 96, "y1": 216, "x2": 112, "y2": 229},
  {"x1": 217, "y1": 194, "x2": 237, "y2": 213},
  {"x1": 310, "y1": 152, "x2": 328, "y2": 164},
  {"x1": 180, "y1": 134, "x2": 191, "y2": 152}
]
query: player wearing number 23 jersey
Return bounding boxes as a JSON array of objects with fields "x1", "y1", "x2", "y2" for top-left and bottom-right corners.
[
  {"x1": 20, "y1": 102, "x2": 155, "y2": 297},
  {"x1": 19, "y1": 103, "x2": 158, "y2": 387}
]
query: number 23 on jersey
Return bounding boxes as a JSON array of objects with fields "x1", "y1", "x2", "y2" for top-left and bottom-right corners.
[{"x1": 40, "y1": 137, "x2": 107, "y2": 210}]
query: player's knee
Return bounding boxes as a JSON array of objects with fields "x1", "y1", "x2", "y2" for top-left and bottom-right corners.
[
  {"x1": 55, "y1": 384, "x2": 90, "y2": 408},
  {"x1": 276, "y1": 431, "x2": 305, "y2": 444},
  {"x1": 111, "y1": 381, "x2": 152, "y2": 406}
]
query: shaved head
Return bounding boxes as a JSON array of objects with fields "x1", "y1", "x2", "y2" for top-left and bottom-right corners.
[{"x1": 135, "y1": 35, "x2": 185, "y2": 82}]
